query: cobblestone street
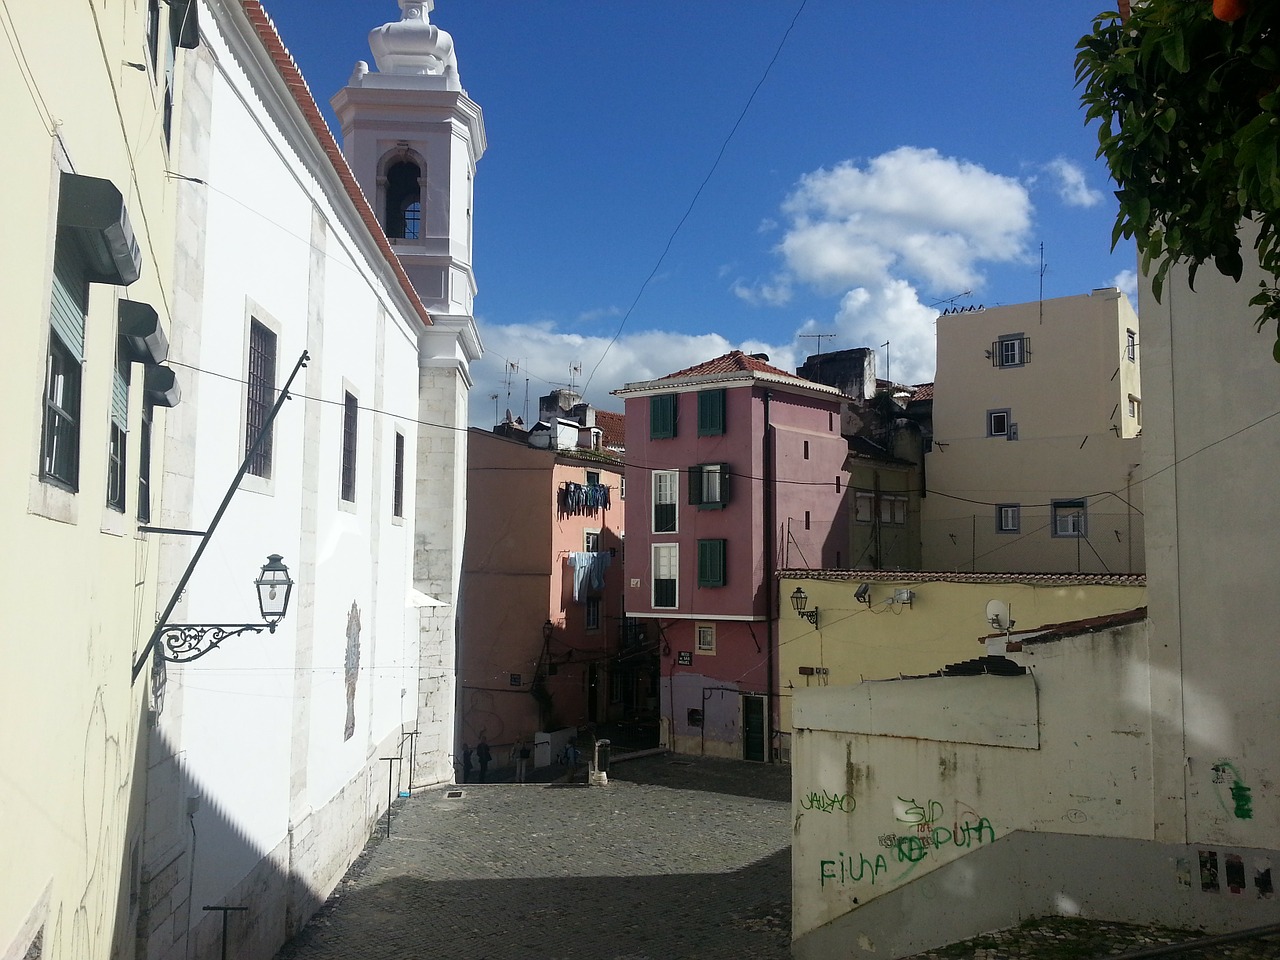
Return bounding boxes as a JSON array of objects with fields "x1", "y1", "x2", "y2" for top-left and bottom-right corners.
[{"x1": 275, "y1": 754, "x2": 792, "y2": 960}]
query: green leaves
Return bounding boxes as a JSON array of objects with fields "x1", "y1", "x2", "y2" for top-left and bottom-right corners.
[{"x1": 1077, "y1": 1, "x2": 1280, "y2": 361}]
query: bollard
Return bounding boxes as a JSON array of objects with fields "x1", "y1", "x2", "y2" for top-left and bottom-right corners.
[{"x1": 590, "y1": 738, "x2": 611, "y2": 786}]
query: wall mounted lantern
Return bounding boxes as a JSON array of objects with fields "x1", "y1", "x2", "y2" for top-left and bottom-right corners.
[
  {"x1": 790, "y1": 587, "x2": 819, "y2": 627},
  {"x1": 145, "y1": 555, "x2": 295, "y2": 667}
]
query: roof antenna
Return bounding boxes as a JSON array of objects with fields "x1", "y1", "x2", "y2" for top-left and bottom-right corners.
[{"x1": 1039, "y1": 242, "x2": 1048, "y2": 324}]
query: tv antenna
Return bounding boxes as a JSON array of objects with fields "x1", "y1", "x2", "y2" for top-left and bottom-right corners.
[
  {"x1": 799, "y1": 332, "x2": 836, "y2": 361},
  {"x1": 568, "y1": 361, "x2": 582, "y2": 394},
  {"x1": 929, "y1": 290, "x2": 972, "y2": 309},
  {"x1": 985, "y1": 599, "x2": 1015, "y2": 633},
  {"x1": 1039, "y1": 242, "x2": 1048, "y2": 324}
]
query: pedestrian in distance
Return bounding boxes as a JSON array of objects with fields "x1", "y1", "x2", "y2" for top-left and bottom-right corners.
[
  {"x1": 511, "y1": 737, "x2": 531, "y2": 783},
  {"x1": 476, "y1": 736, "x2": 492, "y2": 782},
  {"x1": 461, "y1": 743, "x2": 473, "y2": 784}
]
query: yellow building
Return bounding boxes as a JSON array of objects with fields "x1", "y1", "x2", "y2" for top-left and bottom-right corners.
[
  {"x1": 923, "y1": 290, "x2": 1144, "y2": 574},
  {"x1": 776, "y1": 570, "x2": 1147, "y2": 747},
  {"x1": 0, "y1": 2, "x2": 191, "y2": 958}
]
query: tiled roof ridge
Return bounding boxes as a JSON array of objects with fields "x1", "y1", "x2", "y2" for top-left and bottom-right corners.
[
  {"x1": 1004, "y1": 606, "x2": 1148, "y2": 646},
  {"x1": 239, "y1": 1, "x2": 432, "y2": 329},
  {"x1": 657, "y1": 349, "x2": 801, "y2": 383},
  {"x1": 777, "y1": 569, "x2": 1147, "y2": 586}
]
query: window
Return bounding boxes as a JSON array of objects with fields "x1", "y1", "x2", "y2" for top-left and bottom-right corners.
[
  {"x1": 996, "y1": 504, "x2": 1020, "y2": 533},
  {"x1": 138, "y1": 405, "x2": 153, "y2": 522},
  {"x1": 42, "y1": 242, "x2": 88, "y2": 491},
  {"x1": 697, "y1": 539, "x2": 726, "y2": 587},
  {"x1": 107, "y1": 347, "x2": 130, "y2": 512},
  {"x1": 393, "y1": 431, "x2": 405, "y2": 518},
  {"x1": 696, "y1": 624, "x2": 716, "y2": 655},
  {"x1": 697, "y1": 389, "x2": 725, "y2": 436},
  {"x1": 1126, "y1": 329, "x2": 1137, "y2": 362},
  {"x1": 586, "y1": 469, "x2": 600, "y2": 486},
  {"x1": 585, "y1": 597, "x2": 601, "y2": 631},
  {"x1": 688, "y1": 462, "x2": 728, "y2": 509},
  {"x1": 245, "y1": 320, "x2": 276, "y2": 477},
  {"x1": 584, "y1": 530, "x2": 600, "y2": 552},
  {"x1": 146, "y1": 0, "x2": 161, "y2": 71},
  {"x1": 653, "y1": 470, "x2": 677, "y2": 532},
  {"x1": 992, "y1": 334, "x2": 1030, "y2": 368},
  {"x1": 385, "y1": 161, "x2": 422, "y2": 239},
  {"x1": 804, "y1": 511, "x2": 811, "y2": 531},
  {"x1": 341, "y1": 391, "x2": 358, "y2": 502},
  {"x1": 987, "y1": 409, "x2": 1011, "y2": 438},
  {"x1": 803, "y1": 440, "x2": 810, "y2": 460},
  {"x1": 653, "y1": 544, "x2": 678, "y2": 608},
  {"x1": 835, "y1": 476, "x2": 841, "y2": 493},
  {"x1": 879, "y1": 494, "x2": 907, "y2": 526},
  {"x1": 854, "y1": 490, "x2": 874, "y2": 524},
  {"x1": 619, "y1": 476, "x2": 626, "y2": 500},
  {"x1": 1052, "y1": 498, "x2": 1087, "y2": 538},
  {"x1": 650, "y1": 393, "x2": 677, "y2": 439},
  {"x1": 1128, "y1": 396, "x2": 1141, "y2": 423}
]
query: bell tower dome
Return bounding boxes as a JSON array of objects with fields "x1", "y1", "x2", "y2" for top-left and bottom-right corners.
[{"x1": 331, "y1": 0, "x2": 485, "y2": 333}]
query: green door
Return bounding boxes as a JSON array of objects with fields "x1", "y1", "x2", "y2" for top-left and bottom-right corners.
[{"x1": 743, "y1": 695, "x2": 766, "y2": 762}]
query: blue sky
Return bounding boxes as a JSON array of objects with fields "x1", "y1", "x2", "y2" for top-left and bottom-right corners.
[{"x1": 261, "y1": 1, "x2": 1134, "y2": 425}]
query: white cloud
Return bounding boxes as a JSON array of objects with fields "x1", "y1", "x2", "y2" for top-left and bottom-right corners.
[
  {"x1": 1046, "y1": 157, "x2": 1104, "y2": 208},
  {"x1": 779, "y1": 147, "x2": 1033, "y2": 294},
  {"x1": 830, "y1": 280, "x2": 938, "y2": 386},
  {"x1": 731, "y1": 275, "x2": 793, "y2": 306},
  {"x1": 1114, "y1": 268, "x2": 1138, "y2": 311}
]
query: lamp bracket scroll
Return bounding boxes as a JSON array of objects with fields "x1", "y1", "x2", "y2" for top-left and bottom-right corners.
[{"x1": 157, "y1": 623, "x2": 269, "y2": 664}]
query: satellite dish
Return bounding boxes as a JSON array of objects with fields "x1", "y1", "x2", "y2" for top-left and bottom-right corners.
[{"x1": 985, "y1": 599, "x2": 1011, "y2": 631}]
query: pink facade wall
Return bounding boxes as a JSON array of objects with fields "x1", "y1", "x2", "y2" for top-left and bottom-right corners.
[
  {"x1": 459, "y1": 430, "x2": 623, "y2": 762},
  {"x1": 622, "y1": 381, "x2": 846, "y2": 757}
]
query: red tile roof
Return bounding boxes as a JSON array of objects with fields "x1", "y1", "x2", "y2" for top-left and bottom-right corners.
[
  {"x1": 999, "y1": 606, "x2": 1148, "y2": 647},
  {"x1": 240, "y1": 2, "x2": 431, "y2": 329},
  {"x1": 777, "y1": 570, "x2": 1147, "y2": 588},
  {"x1": 656, "y1": 350, "x2": 801, "y2": 383},
  {"x1": 910, "y1": 382, "x2": 934, "y2": 402},
  {"x1": 595, "y1": 410, "x2": 626, "y2": 449}
]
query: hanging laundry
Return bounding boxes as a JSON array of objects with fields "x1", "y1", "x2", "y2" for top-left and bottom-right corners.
[{"x1": 567, "y1": 551, "x2": 612, "y2": 601}]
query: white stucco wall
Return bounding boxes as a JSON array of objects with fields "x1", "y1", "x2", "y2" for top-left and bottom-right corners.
[
  {"x1": 139, "y1": 4, "x2": 447, "y2": 959},
  {"x1": 792, "y1": 621, "x2": 1154, "y2": 954}
]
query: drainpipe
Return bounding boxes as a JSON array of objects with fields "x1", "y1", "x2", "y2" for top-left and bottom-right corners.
[{"x1": 763, "y1": 390, "x2": 776, "y2": 762}]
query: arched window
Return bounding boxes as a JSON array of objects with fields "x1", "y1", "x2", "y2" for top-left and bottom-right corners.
[{"x1": 384, "y1": 161, "x2": 421, "y2": 239}]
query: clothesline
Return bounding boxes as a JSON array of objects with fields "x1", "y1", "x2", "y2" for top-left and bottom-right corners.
[{"x1": 558, "y1": 481, "x2": 612, "y2": 517}]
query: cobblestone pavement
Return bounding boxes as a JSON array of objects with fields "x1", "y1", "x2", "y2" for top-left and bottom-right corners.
[
  {"x1": 277, "y1": 753, "x2": 1280, "y2": 960},
  {"x1": 275, "y1": 754, "x2": 792, "y2": 960}
]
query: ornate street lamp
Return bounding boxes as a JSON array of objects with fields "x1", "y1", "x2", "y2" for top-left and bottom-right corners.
[
  {"x1": 145, "y1": 555, "x2": 295, "y2": 666},
  {"x1": 790, "y1": 586, "x2": 819, "y2": 627}
]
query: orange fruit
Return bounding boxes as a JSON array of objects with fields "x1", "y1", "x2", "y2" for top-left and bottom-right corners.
[{"x1": 1214, "y1": 0, "x2": 1248, "y2": 22}]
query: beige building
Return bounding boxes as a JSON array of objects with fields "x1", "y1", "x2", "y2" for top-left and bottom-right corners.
[
  {"x1": 923, "y1": 290, "x2": 1144, "y2": 574},
  {"x1": 0, "y1": 2, "x2": 192, "y2": 958},
  {"x1": 776, "y1": 571, "x2": 1146, "y2": 746}
]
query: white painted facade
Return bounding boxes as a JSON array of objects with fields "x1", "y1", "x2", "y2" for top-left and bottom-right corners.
[{"x1": 136, "y1": 3, "x2": 477, "y2": 959}]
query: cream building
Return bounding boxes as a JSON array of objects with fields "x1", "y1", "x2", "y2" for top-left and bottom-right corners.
[
  {"x1": 0, "y1": 2, "x2": 192, "y2": 959},
  {"x1": 790, "y1": 242, "x2": 1280, "y2": 957},
  {"x1": 923, "y1": 290, "x2": 1144, "y2": 574}
]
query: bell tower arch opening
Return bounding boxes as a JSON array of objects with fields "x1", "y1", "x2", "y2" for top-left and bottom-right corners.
[{"x1": 379, "y1": 150, "x2": 425, "y2": 241}]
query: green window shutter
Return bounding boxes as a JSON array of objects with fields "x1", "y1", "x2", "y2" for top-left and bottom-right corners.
[
  {"x1": 687, "y1": 464, "x2": 703, "y2": 505},
  {"x1": 698, "y1": 389, "x2": 725, "y2": 436},
  {"x1": 650, "y1": 394, "x2": 676, "y2": 439},
  {"x1": 111, "y1": 359, "x2": 129, "y2": 429},
  {"x1": 698, "y1": 539, "x2": 726, "y2": 587},
  {"x1": 50, "y1": 244, "x2": 88, "y2": 362}
]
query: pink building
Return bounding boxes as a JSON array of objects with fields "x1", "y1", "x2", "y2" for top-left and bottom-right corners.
[
  {"x1": 458, "y1": 425, "x2": 625, "y2": 769},
  {"x1": 614, "y1": 351, "x2": 849, "y2": 760}
]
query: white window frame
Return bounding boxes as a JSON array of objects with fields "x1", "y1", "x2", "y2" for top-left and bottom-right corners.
[
  {"x1": 652, "y1": 543, "x2": 678, "y2": 609},
  {"x1": 653, "y1": 469, "x2": 678, "y2": 533},
  {"x1": 854, "y1": 490, "x2": 874, "y2": 524},
  {"x1": 987, "y1": 409, "x2": 1011, "y2": 438},
  {"x1": 879, "y1": 494, "x2": 908, "y2": 526},
  {"x1": 696, "y1": 623, "x2": 716, "y2": 655},
  {"x1": 584, "y1": 529, "x2": 600, "y2": 553},
  {"x1": 1052, "y1": 499, "x2": 1087, "y2": 538},
  {"x1": 997, "y1": 504, "x2": 1020, "y2": 534},
  {"x1": 1126, "y1": 329, "x2": 1137, "y2": 362}
]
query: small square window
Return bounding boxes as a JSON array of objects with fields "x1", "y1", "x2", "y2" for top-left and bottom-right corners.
[
  {"x1": 688, "y1": 462, "x2": 729, "y2": 509},
  {"x1": 854, "y1": 490, "x2": 874, "y2": 524},
  {"x1": 996, "y1": 504, "x2": 1020, "y2": 533},
  {"x1": 584, "y1": 530, "x2": 600, "y2": 552},
  {"x1": 1126, "y1": 329, "x2": 1137, "y2": 362},
  {"x1": 879, "y1": 494, "x2": 907, "y2": 526},
  {"x1": 1128, "y1": 396, "x2": 1141, "y2": 423},
  {"x1": 650, "y1": 393, "x2": 677, "y2": 439},
  {"x1": 696, "y1": 624, "x2": 716, "y2": 655},
  {"x1": 697, "y1": 389, "x2": 726, "y2": 436},
  {"x1": 697, "y1": 539, "x2": 726, "y2": 587},
  {"x1": 987, "y1": 409, "x2": 1011, "y2": 437},
  {"x1": 586, "y1": 470, "x2": 600, "y2": 486},
  {"x1": 992, "y1": 335, "x2": 1030, "y2": 368},
  {"x1": 1052, "y1": 499, "x2": 1087, "y2": 538}
]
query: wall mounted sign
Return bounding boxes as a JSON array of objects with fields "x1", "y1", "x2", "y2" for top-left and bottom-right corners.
[
  {"x1": 677, "y1": 651, "x2": 692, "y2": 666},
  {"x1": 510, "y1": 673, "x2": 521, "y2": 686}
]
